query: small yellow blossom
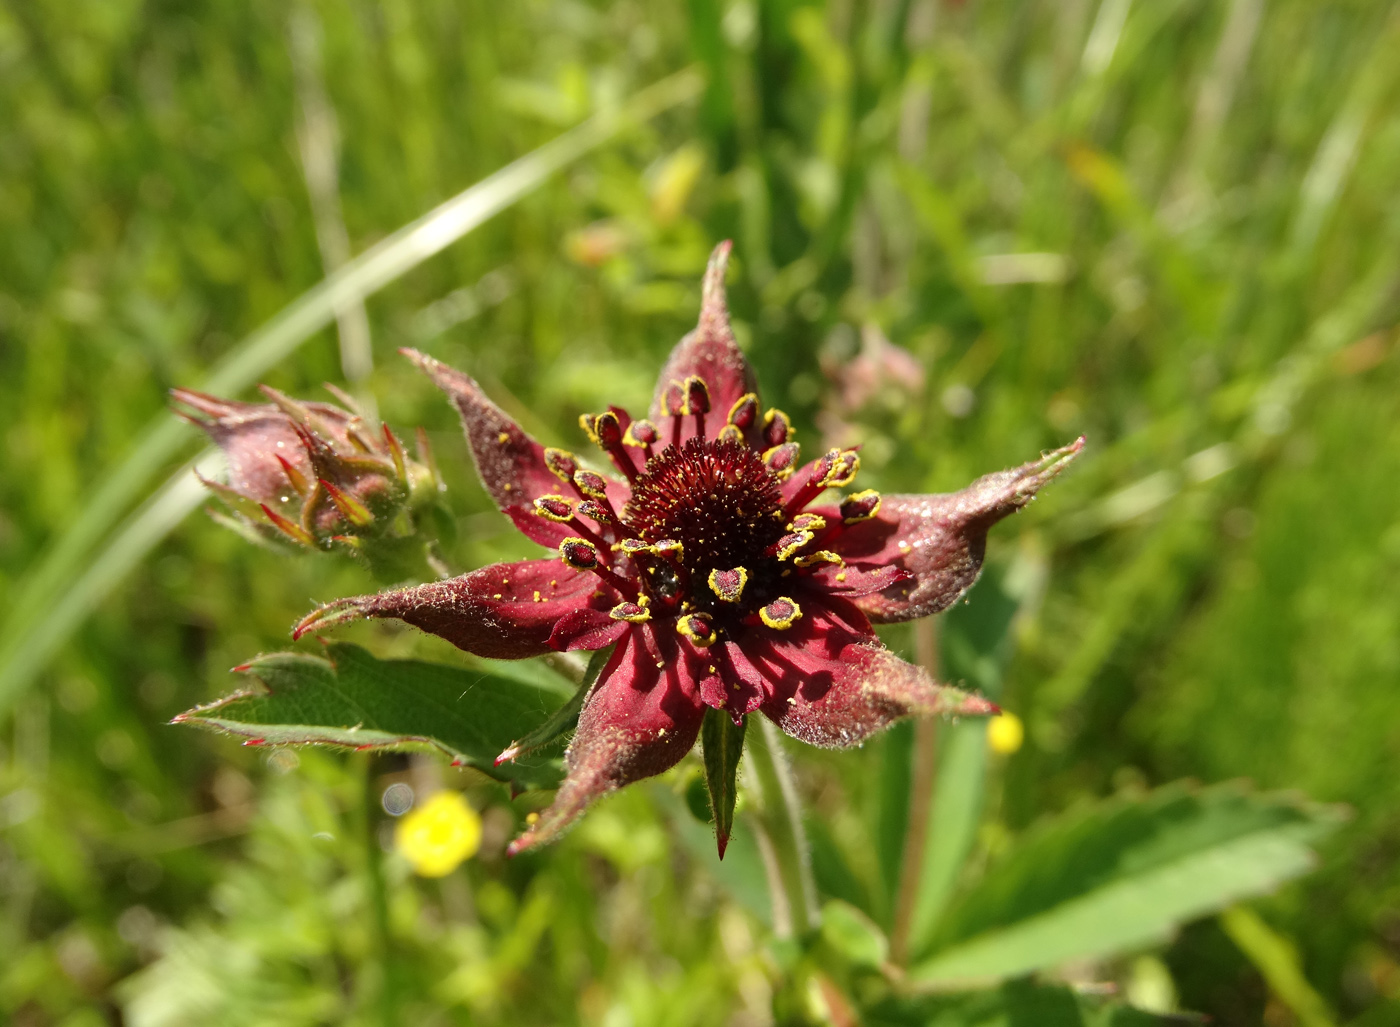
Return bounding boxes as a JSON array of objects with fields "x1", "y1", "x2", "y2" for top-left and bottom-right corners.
[
  {"x1": 394, "y1": 791, "x2": 481, "y2": 877},
  {"x1": 987, "y1": 711, "x2": 1024, "y2": 755}
]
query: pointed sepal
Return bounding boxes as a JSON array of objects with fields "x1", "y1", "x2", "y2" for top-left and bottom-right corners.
[
  {"x1": 701, "y1": 708, "x2": 746, "y2": 859},
  {"x1": 833, "y1": 438, "x2": 1085, "y2": 623},
  {"x1": 649, "y1": 241, "x2": 760, "y2": 442}
]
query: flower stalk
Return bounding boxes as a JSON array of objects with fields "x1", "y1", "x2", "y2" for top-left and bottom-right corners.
[{"x1": 746, "y1": 718, "x2": 819, "y2": 939}]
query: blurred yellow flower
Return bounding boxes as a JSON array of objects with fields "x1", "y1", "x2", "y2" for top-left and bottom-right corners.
[
  {"x1": 987, "y1": 711, "x2": 1024, "y2": 755},
  {"x1": 394, "y1": 791, "x2": 481, "y2": 877}
]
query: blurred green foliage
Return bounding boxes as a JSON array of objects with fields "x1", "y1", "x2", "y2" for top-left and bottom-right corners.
[{"x1": 3, "y1": 0, "x2": 1400, "y2": 1024}]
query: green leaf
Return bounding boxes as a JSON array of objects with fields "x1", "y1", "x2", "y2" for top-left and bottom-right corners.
[
  {"x1": 909, "y1": 782, "x2": 1346, "y2": 986},
  {"x1": 701, "y1": 708, "x2": 746, "y2": 859},
  {"x1": 494, "y1": 645, "x2": 612, "y2": 764},
  {"x1": 820, "y1": 899, "x2": 889, "y2": 970},
  {"x1": 173, "y1": 642, "x2": 567, "y2": 789},
  {"x1": 866, "y1": 978, "x2": 1183, "y2": 1027}
]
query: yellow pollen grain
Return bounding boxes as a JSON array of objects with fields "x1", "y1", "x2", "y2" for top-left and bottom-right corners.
[
  {"x1": 836, "y1": 572, "x2": 847, "y2": 582},
  {"x1": 533, "y1": 591, "x2": 541, "y2": 602},
  {"x1": 658, "y1": 727, "x2": 667, "y2": 737},
  {"x1": 898, "y1": 540, "x2": 911, "y2": 551},
  {"x1": 526, "y1": 811, "x2": 540, "y2": 825},
  {"x1": 498, "y1": 431, "x2": 510, "y2": 444},
  {"x1": 787, "y1": 697, "x2": 797, "y2": 705},
  {"x1": 655, "y1": 660, "x2": 665, "y2": 669},
  {"x1": 503, "y1": 483, "x2": 513, "y2": 492},
  {"x1": 493, "y1": 593, "x2": 502, "y2": 600}
]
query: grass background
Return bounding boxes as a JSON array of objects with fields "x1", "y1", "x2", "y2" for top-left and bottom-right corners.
[{"x1": 2, "y1": 0, "x2": 1400, "y2": 1023}]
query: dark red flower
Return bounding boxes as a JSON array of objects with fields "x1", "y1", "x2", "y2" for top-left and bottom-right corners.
[{"x1": 295, "y1": 242, "x2": 1083, "y2": 856}]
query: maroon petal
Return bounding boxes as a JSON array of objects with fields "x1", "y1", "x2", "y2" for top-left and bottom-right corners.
[
  {"x1": 750, "y1": 603, "x2": 997, "y2": 748},
  {"x1": 509, "y1": 626, "x2": 705, "y2": 854},
  {"x1": 648, "y1": 241, "x2": 760, "y2": 438},
  {"x1": 401, "y1": 348, "x2": 567, "y2": 528},
  {"x1": 803, "y1": 562, "x2": 914, "y2": 598},
  {"x1": 294, "y1": 558, "x2": 601, "y2": 660},
  {"x1": 832, "y1": 438, "x2": 1084, "y2": 623},
  {"x1": 548, "y1": 608, "x2": 631, "y2": 652}
]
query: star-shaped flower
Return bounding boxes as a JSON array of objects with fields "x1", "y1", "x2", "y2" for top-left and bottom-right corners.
[{"x1": 296, "y1": 242, "x2": 1083, "y2": 856}]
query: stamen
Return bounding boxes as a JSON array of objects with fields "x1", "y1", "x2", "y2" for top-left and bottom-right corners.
[
  {"x1": 652, "y1": 539, "x2": 685, "y2": 562},
  {"x1": 728, "y1": 393, "x2": 758, "y2": 432},
  {"x1": 839, "y1": 489, "x2": 882, "y2": 524},
  {"x1": 533, "y1": 495, "x2": 574, "y2": 522},
  {"x1": 559, "y1": 537, "x2": 601, "y2": 570},
  {"x1": 559, "y1": 537, "x2": 637, "y2": 598},
  {"x1": 677, "y1": 612, "x2": 717, "y2": 648},
  {"x1": 717, "y1": 424, "x2": 744, "y2": 443},
  {"x1": 684, "y1": 376, "x2": 710, "y2": 438},
  {"x1": 824, "y1": 450, "x2": 860, "y2": 488},
  {"x1": 662, "y1": 381, "x2": 686, "y2": 450},
  {"x1": 660, "y1": 381, "x2": 686, "y2": 417},
  {"x1": 794, "y1": 550, "x2": 842, "y2": 568},
  {"x1": 577, "y1": 413, "x2": 600, "y2": 444},
  {"x1": 759, "y1": 597, "x2": 802, "y2": 630},
  {"x1": 707, "y1": 567, "x2": 749, "y2": 603},
  {"x1": 609, "y1": 597, "x2": 651, "y2": 624},
  {"x1": 573, "y1": 470, "x2": 610, "y2": 500},
  {"x1": 762, "y1": 409, "x2": 792, "y2": 448},
  {"x1": 623, "y1": 419, "x2": 659, "y2": 461},
  {"x1": 788, "y1": 513, "x2": 827, "y2": 532},
  {"x1": 545, "y1": 448, "x2": 579, "y2": 483},
  {"x1": 616, "y1": 538, "x2": 656, "y2": 556},
  {"x1": 769, "y1": 531, "x2": 814, "y2": 561},
  {"x1": 763, "y1": 442, "x2": 801, "y2": 480},
  {"x1": 576, "y1": 499, "x2": 617, "y2": 526},
  {"x1": 782, "y1": 447, "x2": 848, "y2": 518},
  {"x1": 593, "y1": 411, "x2": 623, "y2": 449},
  {"x1": 587, "y1": 410, "x2": 639, "y2": 483}
]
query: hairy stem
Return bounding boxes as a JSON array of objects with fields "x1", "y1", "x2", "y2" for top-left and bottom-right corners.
[{"x1": 747, "y1": 717, "x2": 819, "y2": 939}]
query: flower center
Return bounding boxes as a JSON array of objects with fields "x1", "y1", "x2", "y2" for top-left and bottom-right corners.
[{"x1": 623, "y1": 437, "x2": 785, "y2": 588}]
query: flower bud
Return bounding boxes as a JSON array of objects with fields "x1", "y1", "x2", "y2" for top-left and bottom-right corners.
[{"x1": 172, "y1": 385, "x2": 431, "y2": 553}]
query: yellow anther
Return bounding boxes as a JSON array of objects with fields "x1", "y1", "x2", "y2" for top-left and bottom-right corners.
[
  {"x1": 727, "y1": 392, "x2": 759, "y2": 430},
  {"x1": 609, "y1": 599, "x2": 652, "y2": 624},
  {"x1": 676, "y1": 612, "x2": 717, "y2": 647},
  {"x1": 533, "y1": 494, "x2": 574, "y2": 522},
  {"x1": 794, "y1": 550, "x2": 842, "y2": 568},
  {"x1": 544, "y1": 447, "x2": 579, "y2": 482},
  {"x1": 839, "y1": 489, "x2": 882, "y2": 524},
  {"x1": 787, "y1": 513, "x2": 827, "y2": 532},
  {"x1": 774, "y1": 531, "x2": 814, "y2": 561},
  {"x1": 821, "y1": 450, "x2": 861, "y2": 488},
  {"x1": 759, "y1": 597, "x2": 802, "y2": 631},
  {"x1": 707, "y1": 567, "x2": 749, "y2": 603}
]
